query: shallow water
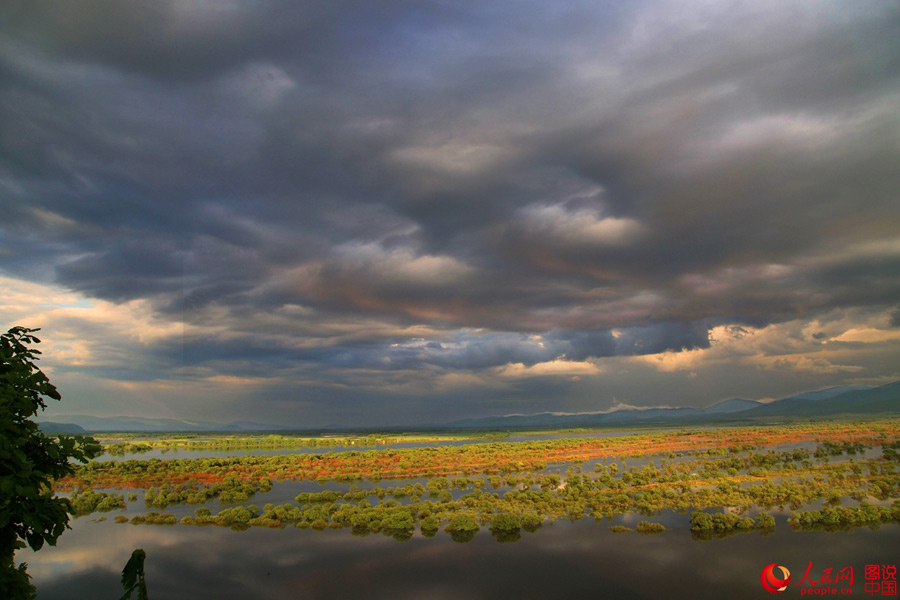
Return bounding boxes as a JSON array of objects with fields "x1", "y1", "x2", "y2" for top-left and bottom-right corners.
[
  {"x1": 23, "y1": 513, "x2": 900, "y2": 599},
  {"x1": 95, "y1": 427, "x2": 679, "y2": 461}
]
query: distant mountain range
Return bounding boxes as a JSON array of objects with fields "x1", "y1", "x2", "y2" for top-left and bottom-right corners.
[
  {"x1": 737, "y1": 382, "x2": 900, "y2": 419},
  {"x1": 446, "y1": 382, "x2": 899, "y2": 430},
  {"x1": 37, "y1": 381, "x2": 899, "y2": 433},
  {"x1": 776, "y1": 385, "x2": 875, "y2": 402}
]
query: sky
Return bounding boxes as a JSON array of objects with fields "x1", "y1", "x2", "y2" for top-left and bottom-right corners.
[{"x1": 2, "y1": 0, "x2": 899, "y2": 428}]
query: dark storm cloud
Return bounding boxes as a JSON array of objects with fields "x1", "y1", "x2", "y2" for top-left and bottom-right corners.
[
  {"x1": 5, "y1": 0, "x2": 340, "y2": 81},
  {"x1": 55, "y1": 237, "x2": 187, "y2": 301},
  {"x1": 2, "y1": 0, "x2": 899, "y2": 424},
  {"x1": 138, "y1": 320, "x2": 709, "y2": 380}
]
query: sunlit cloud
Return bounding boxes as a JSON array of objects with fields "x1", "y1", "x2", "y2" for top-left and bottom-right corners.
[
  {"x1": 829, "y1": 328, "x2": 900, "y2": 344},
  {"x1": 516, "y1": 203, "x2": 647, "y2": 247},
  {"x1": 0, "y1": 274, "x2": 183, "y2": 372},
  {"x1": 497, "y1": 359, "x2": 603, "y2": 378},
  {"x1": 390, "y1": 141, "x2": 515, "y2": 176},
  {"x1": 634, "y1": 310, "x2": 900, "y2": 380},
  {"x1": 635, "y1": 348, "x2": 710, "y2": 374},
  {"x1": 330, "y1": 243, "x2": 476, "y2": 287}
]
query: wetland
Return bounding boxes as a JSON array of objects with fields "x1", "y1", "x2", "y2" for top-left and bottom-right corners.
[{"x1": 26, "y1": 419, "x2": 900, "y2": 599}]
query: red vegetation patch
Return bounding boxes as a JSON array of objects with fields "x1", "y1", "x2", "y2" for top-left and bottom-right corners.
[{"x1": 56, "y1": 420, "x2": 899, "y2": 492}]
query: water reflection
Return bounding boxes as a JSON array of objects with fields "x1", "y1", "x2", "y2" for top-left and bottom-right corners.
[{"x1": 25, "y1": 514, "x2": 900, "y2": 599}]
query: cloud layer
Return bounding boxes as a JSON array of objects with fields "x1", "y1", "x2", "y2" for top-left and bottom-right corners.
[{"x1": 2, "y1": 0, "x2": 899, "y2": 426}]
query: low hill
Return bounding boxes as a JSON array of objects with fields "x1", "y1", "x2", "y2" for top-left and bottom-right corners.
[
  {"x1": 703, "y1": 398, "x2": 762, "y2": 414},
  {"x1": 38, "y1": 421, "x2": 87, "y2": 434}
]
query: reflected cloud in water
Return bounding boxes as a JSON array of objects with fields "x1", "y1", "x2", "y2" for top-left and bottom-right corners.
[{"x1": 22, "y1": 516, "x2": 900, "y2": 599}]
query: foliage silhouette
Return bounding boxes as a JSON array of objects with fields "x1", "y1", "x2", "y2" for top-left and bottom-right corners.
[
  {"x1": 120, "y1": 549, "x2": 149, "y2": 600},
  {"x1": 0, "y1": 327, "x2": 101, "y2": 599}
]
